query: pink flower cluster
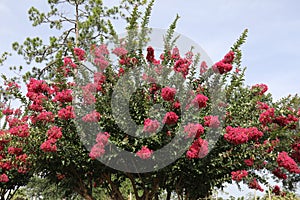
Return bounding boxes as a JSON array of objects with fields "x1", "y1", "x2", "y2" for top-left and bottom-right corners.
[
  {"x1": 272, "y1": 185, "x2": 281, "y2": 196},
  {"x1": 92, "y1": 44, "x2": 111, "y2": 71},
  {"x1": 143, "y1": 118, "x2": 160, "y2": 133},
  {"x1": 186, "y1": 137, "x2": 208, "y2": 159},
  {"x1": 272, "y1": 168, "x2": 287, "y2": 180},
  {"x1": 291, "y1": 141, "x2": 300, "y2": 163},
  {"x1": 251, "y1": 84, "x2": 268, "y2": 95},
  {"x1": 173, "y1": 58, "x2": 191, "y2": 78},
  {"x1": 112, "y1": 47, "x2": 128, "y2": 57},
  {"x1": 146, "y1": 46, "x2": 155, "y2": 63},
  {"x1": 82, "y1": 83, "x2": 97, "y2": 105},
  {"x1": 200, "y1": 61, "x2": 208, "y2": 75},
  {"x1": 273, "y1": 114, "x2": 298, "y2": 128},
  {"x1": 163, "y1": 112, "x2": 179, "y2": 125},
  {"x1": 191, "y1": 94, "x2": 209, "y2": 109},
  {"x1": 277, "y1": 151, "x2": 300, "y2": 173},
  {"x1": 136, "y1": 146, "x2": 153, "y2": 159},
  {"x1": 89, "y1": 132, "x2": 110, "y2": 159},
  {"x1": 248, "y1": 178, "x2": 264, "y2": 192},
  {"x1": 183, "y1": 123, "x2": 204, "y2": 138},
  {"x1": 0, "y1": 173, "x2": 9, "y2": 183},
  {"x1": 58, "y1": 106, "x2": 76, "y2": 120},
  {"x1": 204, "y1": 115, "x2": 220, "y2": 128},
  {"x1": 231, "y1": 170, "x2": 248, "y2": 182},
  {"x1": 53, "y1": 89, "x2": 73, "y2": 103},
  {"x1": 161, "y1": 87, "x2": 176, "y2": 101},
  {"x1": 94, "y1": 72, "x2": 106, "y2": 92},
  {"x1": 35, "y1": 111, "x2": 55, "y2": 123},
  {"x1": 224, "y1": 126, "x2": 263, "y2": 145},
  {"x1": 212, "y1": 51, "x2": 234, "y2": 74},
  {"x1": 259, "y1": 108, "x2": 275, "y2": 126},
  {"x1": 8, "y1": 147, "x2": 23, "y2": 155},
  {"x1": 40, "y1": 126, "x2": 63, "y2": 152},
  {"x1": 82, "y1": 110, "x2": 101, "y2": 122},
  {"x1": 244, "y1": 158, "x2": 254, "y2": 166},
  {"x1": 27, "y1": 78, "x2": 53, "y2": 111},
  {"x1": 74, "y1": 47, "x2": 86, "y2": 61},
  {"x1": 9, "y1": 124, "x2": 29, "y2": 138}
]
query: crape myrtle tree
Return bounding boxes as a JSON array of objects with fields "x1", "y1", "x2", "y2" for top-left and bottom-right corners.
[{"x1": 0, "y1": 0, "x2": 299, "y2": 200}]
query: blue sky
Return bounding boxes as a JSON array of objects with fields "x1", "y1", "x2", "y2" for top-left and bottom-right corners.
[{"x1": 1, "y1": 0, "x2": 300, "y2": 197}]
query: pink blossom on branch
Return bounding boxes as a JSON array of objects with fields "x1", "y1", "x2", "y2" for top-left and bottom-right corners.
[
  {"x1": 248, "y1": 178, "x2": 264, "y2": 192},
  {"x1": 136, "y1": 146, "x2": 153, "y2": 159},
  {"x1": 58, "y1": 106, "x2": 76, "y2": 120},
  {"x1": 191, "y1": 94, "x2": 209, "y2": 109},
  {"x1": 183, "y1": 123, "x2": 204, "y2": 138},
  {"x1": 204, "y1": 115, "x2": 220, "y2": 128},
  {"x1": 74, "y1": 48, "x2": 86, "y2": 61},
  {"x1": 231, "y1": 170, "x2": 248, "y2": 182},
  {"x1": 143, "y1": 118, "x2": 160, "y2": 134},
  {"x1": 163, "y1": 112, "x2": 179, "y2": 125},
  {"x1": 82, "y1": 111, "x2": 101, "y2": 122},
  {"x1": 277, "y1": 151, "x2": 300, "y2": 173},
  {"x1": 0, "y1": 173, "x2": 9, "y2": 183},
  {"x1": 112, "y1": 47, "x2": 128, "y2": 57},
  {"x1": 161, "y1": 87, "x2": 176, "y2": 102},
  {"x1": 186, "y1": 138, "x2": 208, "y2": 159}
]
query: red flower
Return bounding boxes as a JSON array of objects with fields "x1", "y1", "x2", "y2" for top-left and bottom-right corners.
[
  {"x1": 186, "y1": 138, "x2": 208, "y2": 159},
  {"x1": 251, "y1": 84, "x2": 268, "y2": 95},
  {"x1": 0, "y1": 174, "x2": 9, "y2": 183},
  {"x1": 36, "y1": 111, "x2": 55, "y2": 123},
  {"x1": 191, "y1": 94, "x2": 208, "y2": 109},
  {"x1": 259, "y1": 108, "x2": 275, "y2": 126},
  {"x1": 222, "y1": 51, "x2": 235, "y2": 64},
  {"x1": 257, "y1": 101, "x2": 269, "y2": 110},
  {"x1": 244, "y1": 158, "x2": 254, "y2": 166},
  {"x1": 204, "y1": 116, "x2": 220, "y2": 128},
  {"x1": 200, "y1": 61, "x2": 208, "y2": 75},
  {"x1": 247, "y1": 127, "x2": 263, "y2": 141},
  {"x1": 146, "y1": 46, "x2": 155, "y2": 63},
  {"x1": 89, "y1": 143, "x2": 106, "y2": 159},
  {"x1": 8, "y1": 147, "x2": 23, "y2": 155},
  {"x1": 94, "y1": 72, "x2": 106, "y2": 91},
  {"x1": 163, "y1": 112, "x2": 179, "y2": 125},
  {"x1": 224, "y1": 126, "x2": 248, "y2": 145},
  {"x1": 89, "y1": 132, "x2": 110, "y2": 159},
  {"x1": 82, "y1": 111, "x2": 101, "y2": 122},
  {"x1": 112, "y1": 47, "x2": 128, "y2": 57},
  {"x1": 47, "y1": 126, "x2": 62, "y2": 140},
  {"x1": 171, "y1": 47, "x2": 180, "y2": 60},
  {"x1": 277, "y1": 151, "x2": 300, "y2": 173},
  {"x1": 272, "y1": 168, "x2": 287, "y2": 180},
  {"x1": 58, "y1": 106, "x2": 76, "y2": 120},
  {"x1": 40, "y1": 139, "x2": 57, "y2": 152},
  {"x1": 136, "y1": 146, "x2": 153, "y2": 159},
  {"x1": 94, "y1": 58, "x2": 109, "y2": 71},
  {"x1": 143, "y1": 118, "x2": 160, "y2": 133},
  {"x1": 95, "y1": 132, "x2": 110, "y2": 145},
  {"x1": 248, "y1": 178, "x2": 264, "y2": 192},
  {"x1": 173, "y1": 101, "x2": 181, "y2": 109},
  {"x1": 74, "y1": 47, "x2": 86, "y2": 61},
  {"x1": 212, "y1": 61, "x2": 232, "y2": 74},
  {"x1": 183, "y1": 123, "x2": 204, "y2": 138},
  {"x1": 272, "y1": 185, "x2": 281, "y2": 196},
  {"x1": 173, "y1": 58, "x2": 191, "y2": 78},
  {"x1": 161, "y1": 87, "x2": 176, "y2": 101},
  {"x1": 231, "y1": 170, "x2": 248, "y2": 182},
  {"x1": 9, "y1": 124, "x2": 30, "y2": 138},
  {"x1": 54, "y1": 89, "x2": 73, "y2": 103}
]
